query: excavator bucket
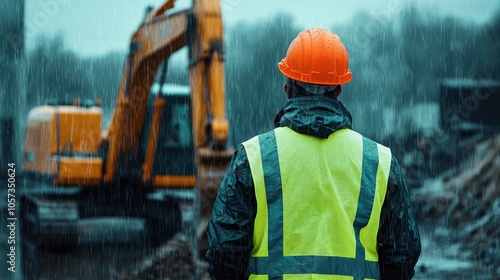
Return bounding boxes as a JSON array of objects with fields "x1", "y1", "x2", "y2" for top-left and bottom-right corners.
[{"x1": 195, "y1": 147, "x2": 234, "y2": 253}]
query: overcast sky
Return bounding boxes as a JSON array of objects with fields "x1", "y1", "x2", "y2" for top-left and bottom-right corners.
[{"x1": 24, "y1": 0, "x2": 500, "y2": 57}]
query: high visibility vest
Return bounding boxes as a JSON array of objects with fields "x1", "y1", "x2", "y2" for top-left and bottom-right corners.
[{"x1": 242, "y1": 127, "x2": 392, "y2": 280}]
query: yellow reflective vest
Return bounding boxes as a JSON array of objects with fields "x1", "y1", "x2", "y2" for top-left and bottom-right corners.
[{"x1": 242, "y1": 127, "x2": 392, "y2": 280}]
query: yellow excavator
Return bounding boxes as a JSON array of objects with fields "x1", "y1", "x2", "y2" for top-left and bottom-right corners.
[{"x1": 20, "y1": 0, "x2": 233, "y2": 253}]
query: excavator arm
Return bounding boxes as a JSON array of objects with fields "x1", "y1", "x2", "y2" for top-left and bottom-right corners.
[
  {"x1": 187, "y1": 0, "x2": 234, "y2": 251},
  {"x1": 188, "y1": 0, "x2": 229, "y2": 150},
  {"x1": 104, "y1": 1, "x2": 188, "y2": 183},
  {"x1": 103, "y1": 0, "x2": 233, "y2": 252},
  {"x1": 104, "y1": 0, "x2": 231, "y2": 186}
]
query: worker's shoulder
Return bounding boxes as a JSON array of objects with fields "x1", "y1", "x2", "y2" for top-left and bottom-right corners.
[
  {"x1": 241, "y1": 129, "x2": 277, "y2": 147},
  {"x1": 346, "y1": 129, "x2": 392, "y2": 156}
]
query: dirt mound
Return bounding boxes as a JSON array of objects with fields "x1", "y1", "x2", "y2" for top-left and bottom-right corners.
[{"x1": 115, "y1": 234, "x2": 210, "y2": 280}]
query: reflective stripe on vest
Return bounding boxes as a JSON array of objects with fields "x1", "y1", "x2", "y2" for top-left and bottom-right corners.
[{"x1": 242, "y1": 127, "x2": 392, "y2": 280}]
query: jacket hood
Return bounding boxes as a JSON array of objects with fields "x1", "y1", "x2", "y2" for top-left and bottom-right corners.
[{"x1": 274, "y1": 95, "x2": 353, "y2": 139}]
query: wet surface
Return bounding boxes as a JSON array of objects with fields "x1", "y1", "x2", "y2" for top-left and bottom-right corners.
[
  {"x1": 0, "y1": 196, "x2": 494, "y2": 279},
  {"x1": 2, "y1": 219, "x2": 495, "y2": 279},
  {"x1": 0, "y1": 215, "x2": 159, "y2": 280}
]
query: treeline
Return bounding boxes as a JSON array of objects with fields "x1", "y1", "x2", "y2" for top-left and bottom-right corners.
[
  {"x1": 340, "y1": 7, "x2": 500, "y2": 139},
  {"x1": 225, "y1": 7, "x2": 500, "y2": 144},
  {"x1": 24, "y1": 6, "x2": 500, "y2": 145},
  {"x1": 25, "y1": 35, "x2": 188, "y2": 120},
  {"x1": 26, "y1": 35, "x2": 123, "y2": 113}
]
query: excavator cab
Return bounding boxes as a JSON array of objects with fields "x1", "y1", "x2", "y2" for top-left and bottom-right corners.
[{"x1": 140, "y1": 82, "x2": 195, "y2": 180}]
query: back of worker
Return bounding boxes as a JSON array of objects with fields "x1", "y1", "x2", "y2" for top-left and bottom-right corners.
[
  {"x1": 244, "y1": 126, "x2": 391, "y2": 279},
  {"x1": 206, "y1": 28, "x2": 421, "y2": 280}
]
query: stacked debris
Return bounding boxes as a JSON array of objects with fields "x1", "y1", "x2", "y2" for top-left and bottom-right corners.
[
  {"x1": 414, "y1": 134, "x2": 500, "y2": 276},
  {"x1": 115, "y1": 234, "x2": 210, "y2": 280}
]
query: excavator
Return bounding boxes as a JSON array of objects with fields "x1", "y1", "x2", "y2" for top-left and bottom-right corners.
[{"x1": 20, "y1": 0, "x2": 233, "y2": 255}]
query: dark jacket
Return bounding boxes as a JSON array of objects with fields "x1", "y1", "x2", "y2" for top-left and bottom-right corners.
[{"x1": 206, "y1": 95, "x2": 421, "y2": 279}]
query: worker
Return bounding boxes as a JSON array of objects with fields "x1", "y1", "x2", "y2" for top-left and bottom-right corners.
[{"x1": 206, "y1": 28, "x2": 421, "y2": 279}]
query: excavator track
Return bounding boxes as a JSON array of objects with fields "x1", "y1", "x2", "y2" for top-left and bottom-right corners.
[
  {"x1": 19, "y1": 179, "x2": 187, "y2": 247},
  {"x1": 20, "y1": 194, "x2": 79, "y2": 246},
  {"x1": 19, "y1": 180, "x2": 80, "y2": 246}
]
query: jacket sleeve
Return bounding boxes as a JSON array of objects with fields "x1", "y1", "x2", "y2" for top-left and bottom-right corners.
[
  {"x1": 206, "y1": 146, "x2": 256, "y2": 279},
  {"x1": 378, "y1": 155, "x2": 422, "y2": 279}
]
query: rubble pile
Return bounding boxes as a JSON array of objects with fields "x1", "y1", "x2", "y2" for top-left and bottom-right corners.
[
  {"x1": 414, "y1": 134, "x2": 500, "y2": 275},
  {"x1": 115, "y1": 234, "x2": 210, "y2": 280}
]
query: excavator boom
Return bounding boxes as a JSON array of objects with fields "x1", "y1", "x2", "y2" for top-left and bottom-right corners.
[
  {"x1": 104, "y1": 8, "x2": 188, "y2": 183},
  {"x1": 104, "y1": 0, "x2": 231, "y2": 189},
  {"x1": 102, "y1": 0, "x2": 233, "y2": 252}
]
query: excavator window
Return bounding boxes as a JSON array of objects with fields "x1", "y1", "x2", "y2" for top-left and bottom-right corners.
[
  {"x1": 165, "y1": 102, "x2": 192, "y2": 148},
  {"x1": 139, "y1": 84, "x2": 195, "y2": 177}
]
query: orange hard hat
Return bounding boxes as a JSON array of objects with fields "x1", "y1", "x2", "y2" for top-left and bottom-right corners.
[{"x1": 278, "y1": 28, "x2": 352, "y2": 85}]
